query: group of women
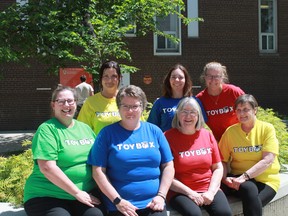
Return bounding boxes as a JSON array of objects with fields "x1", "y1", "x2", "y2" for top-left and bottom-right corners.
[{"x1": 23, "y1": 60, "x2": 280, "y2": 216}]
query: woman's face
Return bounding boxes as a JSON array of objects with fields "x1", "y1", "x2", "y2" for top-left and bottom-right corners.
[
  {"x1": 52, "y1": 90, "x2": 76, "y2": 120},
  {"x1": 204, "y1": 69, "x2": 223, "y2": 91},
  {"x1": 101, "y1": 68, "x2": 120, "y2": 91},
  {"x1": 235, "y1": 102, "x2": 257, "y2": 124},
  {"x1": 178, "y1": 103, "x2": 198, "y2": 129},
  {"x1": 169, "y1": 68, "x2": 186, "y2": 94},
  {"x1": 119, "y1": 96, "x2": 142, "y2": 124}
]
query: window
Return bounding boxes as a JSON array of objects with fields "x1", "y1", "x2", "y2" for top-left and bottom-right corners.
[
  {"x1": 124, "y1": 21, "x2": 137, "y2": 37},
  {"x1": 259, "y1": 0, "x2": 277, "y2": 53},
  {"x1": 16, "y1": 0, "x2": 28, "y2": 6},
  {"x1": 154, "y1": 11, "x2": 181, "y2": 55}
]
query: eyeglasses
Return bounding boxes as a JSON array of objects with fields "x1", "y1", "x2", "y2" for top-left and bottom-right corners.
[
  {"x1": 55, "y1": 99, "x2": 75, "y2": 106},
  {"x1": 180, "y1": 110, "x2": 198, "y2": 117},
  {"x1": 102, "y1": 75, "x2": 119, "y2": 81},
  {"x1": 205, "y1": 74, "x2": 222, "y2": 80},
  {"x1": 235, "y1": 108, "x2": 252, "y2": 114},
  {"x1": 120, "y1": 104, "x2": 142, "y2": 111},
  {"x1": 170, "y1": 75, "x2": 185, "y2": 81}
]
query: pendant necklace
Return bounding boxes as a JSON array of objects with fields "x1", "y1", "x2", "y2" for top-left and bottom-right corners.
[{"x1": 209, "y1": 94, "x2": 220, "y2": 105}]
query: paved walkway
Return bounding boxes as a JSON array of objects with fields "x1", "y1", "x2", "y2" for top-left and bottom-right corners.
[
  {"x1": 0, "y1": 203, "x2": 26, "y2": 216},
  {"x1": 0, "y1": 131, "x2": 34, "y2": 156}
]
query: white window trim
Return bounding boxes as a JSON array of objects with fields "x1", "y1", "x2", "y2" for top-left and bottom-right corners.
[
  {"x1": 125, "y1": 26, "x2": 137, "y2": 37},
  {"x1": 153, "y1": 14, "x2": 182, "y2": 56},
  {"x1": 187, "y1": 0, "x2": 199, "y2": 38},
  {"x1": 258, "y1": 0, "x2": 277, "y2": 53}
]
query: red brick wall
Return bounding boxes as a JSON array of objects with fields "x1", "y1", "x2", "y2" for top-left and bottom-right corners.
[
  {"x1": 1, "y1": 0, "x2": 288, "y2": 130},
  {"x1": 127, "y1": 0, "x2": 288, "y2": 115}
]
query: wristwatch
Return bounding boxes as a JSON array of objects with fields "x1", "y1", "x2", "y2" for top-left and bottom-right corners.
[
  {"x1": 113, "y1": 197, "x2": 122, "y2": 205},
  {"x1": 243, "y1": 172, "x2": 250, "y2": 180}
]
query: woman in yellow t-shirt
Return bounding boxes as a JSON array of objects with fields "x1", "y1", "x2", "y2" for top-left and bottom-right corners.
[
  {"x1": 77, "y1": 61, "x2": 122, "y2": 135},
  {"x1": 219, "y1": 94, "x2": 280, "y2": 216}
]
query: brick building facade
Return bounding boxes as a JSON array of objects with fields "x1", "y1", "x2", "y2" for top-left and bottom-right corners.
[{"x1": 1, "y1": 0, "x2": 288, "y2": 130}]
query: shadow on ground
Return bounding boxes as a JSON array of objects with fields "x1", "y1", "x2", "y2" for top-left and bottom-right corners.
[{"x1": 0, "y1": 132, "x2": 34, "y2": 156}]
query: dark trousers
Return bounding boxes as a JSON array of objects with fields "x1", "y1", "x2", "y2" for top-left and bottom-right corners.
[
  {"x1": 108, "y1": 207, "x2": 168, "y2": 216},
  {"x1": 221, "y1": 179, "x2": 276, "y2": 216},
  {"x1": 169, "y1": 190, "x2": 232, "y2": 216},
  {"x1": 24, "y1": 189, "x2": 106, "y2": 216}
]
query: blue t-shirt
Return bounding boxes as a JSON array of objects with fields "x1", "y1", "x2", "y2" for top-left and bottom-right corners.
[
  {"x1": 147, "y1": 96, "x2": 207, "y2": 132},
  {"x1": 87, "y1": 121, "x2": 173, "y2": 211}
]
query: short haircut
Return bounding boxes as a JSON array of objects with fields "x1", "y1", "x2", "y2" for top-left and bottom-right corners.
[
  {"x1": 234, "y1": 94, "x2": 258, "y2": 111},
  {"x1": 80, "y1": 75, "x2": 87, "y2": 82},
  {"x1": 116, "y1": 85, "x2": 147, "y2": 111}
]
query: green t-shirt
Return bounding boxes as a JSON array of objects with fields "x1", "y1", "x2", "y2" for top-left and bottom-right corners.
[{"x1": 24, "y1": 118, "x2": 96, "y2": 202}]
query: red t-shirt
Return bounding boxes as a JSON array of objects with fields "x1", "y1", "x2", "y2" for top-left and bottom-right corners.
[
  {"x1": 165, "y1": 128, "x2": 221, "y2": 195},
  {"x1": 196, "y1": 84, "x2": 245, "y2": 141}
]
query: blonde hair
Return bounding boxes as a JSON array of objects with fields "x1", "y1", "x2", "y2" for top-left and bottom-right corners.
[{"x1": 200, "y1": 61, "x2": 229, "y2": 84}]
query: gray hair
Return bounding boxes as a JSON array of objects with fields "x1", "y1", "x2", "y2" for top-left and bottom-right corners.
[
  {"x1": 116, "y1": 85, "x2": 147, "y2": 110},
  {"x1": 235, "y1": 94, "x2": 258, "y2": 111},
  {"x1": 172, "y1": 97, "x2": 205, "y2": 131}
]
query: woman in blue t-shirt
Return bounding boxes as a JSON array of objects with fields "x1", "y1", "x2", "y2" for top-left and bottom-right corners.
[
  {"x1": 88, "y1": 85, "x2": 174, "y2": 216},
  {"x1": 147, "y1": 64, "x2": 207, "y2": 132}
]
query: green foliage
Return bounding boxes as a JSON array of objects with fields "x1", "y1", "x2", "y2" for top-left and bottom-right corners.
[
  {"x1": 0, "y1": 0, "x2": 195, "y2": 80},
  {"x1": 142, "y1": 102, "x2": 153, "y2": 121},
  {"x1": 257, "y1": 107, "x2": 288, "y2": 171},
  {"x1": 0, "y1": 140, "x2": 32, "y2": 207}
]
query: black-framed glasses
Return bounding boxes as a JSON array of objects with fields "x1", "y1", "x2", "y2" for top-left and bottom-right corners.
[
  {"x1": 205, "y1": 74, "x2": 222, "y2": 80},
  {"x1": 120, "y1": 104, "x2": 142, "y2": 111},
  {"x1": 55, "y1": 99, "x2": 75, "y2": 106}
]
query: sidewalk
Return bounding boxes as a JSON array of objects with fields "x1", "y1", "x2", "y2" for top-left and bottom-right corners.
[
  {"x1": 0, "y1": 203, "x2": 26, "y2": 216},
  {"x1": 0, "y1": 131, "x2": 34, "y2": 156}
]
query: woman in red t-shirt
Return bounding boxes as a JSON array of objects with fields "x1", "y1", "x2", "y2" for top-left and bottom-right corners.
[
  {"x1": 196, "y1": 61, "x2": 245, "y2": 141},
  {"x1": 165, "y1": 97, "x2": 232, "y2": 216}
]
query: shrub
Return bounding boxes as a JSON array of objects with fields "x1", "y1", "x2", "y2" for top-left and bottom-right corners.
[
  {"x1": 0, "y1": 140, "x2": 32, "y2": 207},
  {"x1": 257, "y1": 107, "x2": 288, "y2": 171}
]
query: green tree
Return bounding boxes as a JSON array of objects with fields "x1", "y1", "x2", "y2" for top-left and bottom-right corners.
[{"x1": 0, "y1": 0, "x2": 198, "y2": 78}]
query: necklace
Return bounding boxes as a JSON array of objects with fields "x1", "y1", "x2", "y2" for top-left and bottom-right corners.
[
  {"x1": 207, "y1": 87, "x2": 222, "y2": 105},
  {"x1": 209, "y1": 94, "x2": 220, "y2": 105}
]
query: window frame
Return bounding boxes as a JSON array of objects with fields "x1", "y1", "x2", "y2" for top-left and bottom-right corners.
[
  {"x1": 153, "y1": 10, "x2": 182, "y2": 56},
  {"x1": 259, "y1": 0, "x2": 278, "y2": 53}
]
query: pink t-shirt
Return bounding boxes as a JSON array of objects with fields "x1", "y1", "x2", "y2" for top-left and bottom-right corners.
[
  {"x1": 196, "y1": 84, "x2": 245, "y2": 141},
  {"x1": 165, "y1": 128, "x2": 221, "y2": 194}
]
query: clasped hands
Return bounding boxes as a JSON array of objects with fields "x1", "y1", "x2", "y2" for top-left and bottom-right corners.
[
  {"x1": 223, "y1": 175, "x2": 246, "y2": 190},
  {"x1": 188, "y1": 191, "x2": 215, "y2": 206}
]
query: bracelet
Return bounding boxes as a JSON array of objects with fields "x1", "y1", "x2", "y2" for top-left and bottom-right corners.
[
  {"x1": 157, "y1": 192, "x2": 166, "y2": 201},
  {"x1": 243, "y1": 172, "x2": 250, "y2": 180}
]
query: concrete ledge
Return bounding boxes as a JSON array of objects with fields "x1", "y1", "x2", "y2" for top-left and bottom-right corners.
[
  {"x1": 1, "y1": 173, "x2": 288, "y2": 216},
  {"x1": 167, "y1": 172, "x2": 288, "y2": 216}
]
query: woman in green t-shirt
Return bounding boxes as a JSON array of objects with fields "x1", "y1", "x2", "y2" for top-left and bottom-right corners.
[{"x1": 24, "y1": 86, "x2": 105, "y2": 216}]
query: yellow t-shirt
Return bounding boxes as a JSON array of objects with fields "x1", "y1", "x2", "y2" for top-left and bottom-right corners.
[
  {"x1": 77, "y1": 92, "x2": 121, "y2": 135},
  {"x1": 219, "y1": 119, "x2": 280, "y2": 192}
]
